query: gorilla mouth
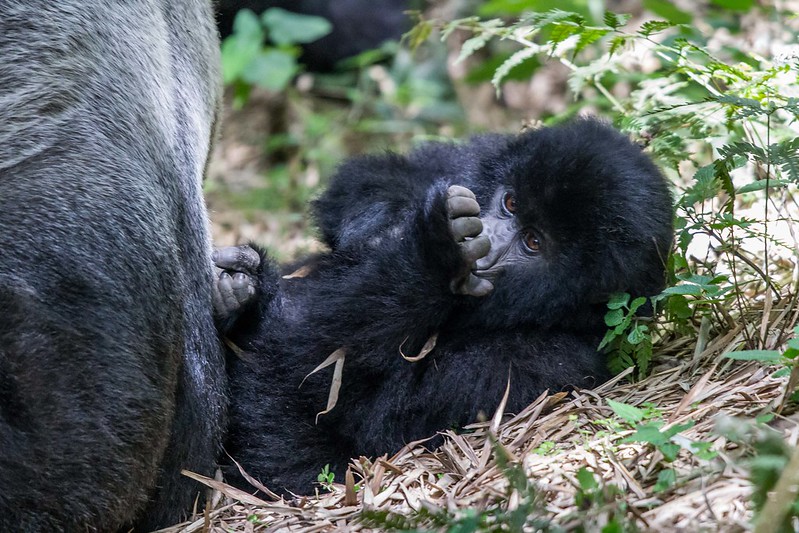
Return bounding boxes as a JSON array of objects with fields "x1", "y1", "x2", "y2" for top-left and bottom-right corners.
[{"x1": 473, "y1": 266, "x2": 502, "y2": 282}]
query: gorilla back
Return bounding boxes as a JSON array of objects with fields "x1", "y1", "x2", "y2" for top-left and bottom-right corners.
[{"x1": 0, "y1": 1, "x2": 224, "y2": 530}]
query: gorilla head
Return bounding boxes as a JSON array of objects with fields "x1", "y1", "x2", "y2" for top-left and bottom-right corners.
[{"x1": 464, "y1": 120, "x2": 673, "y2": 330}]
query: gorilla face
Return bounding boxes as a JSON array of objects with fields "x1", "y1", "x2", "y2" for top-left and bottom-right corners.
[{"x1": 465, "y1": 122, "x2": 673, "y2": 331}]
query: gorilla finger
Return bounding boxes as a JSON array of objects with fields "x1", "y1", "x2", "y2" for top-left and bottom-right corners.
[
  {"x1": 453, "y1": 274, "x2": 493, "y2": 297},
  {"x1": 216, "y1": 272, "x2": 242, "y2": 313},
  {"x1": 231, "y1": 272, "x2": 255, "y2": 305},
  {"x1": 212, "y1": 245, "x2": 260, "y2": 273},
  {"x1": 464, "y1": 275, "x2": 494, "y2": 297},
  {"x1": 447, "y1": 185, "x2": 476, "y2": 200},
  {"x1": 446, "y1": 196, "x2": 480, "y2": 219},
  {"x1": 450, "y1": 217, "x2": 483, "y2": 241},
  {"x1": 461, "y1": 234, "x2": 491, "y2": 263}
]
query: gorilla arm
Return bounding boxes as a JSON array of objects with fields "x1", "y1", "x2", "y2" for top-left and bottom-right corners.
[{"x1": 215, "y1": 183, "x2": 492, "y2": 358}]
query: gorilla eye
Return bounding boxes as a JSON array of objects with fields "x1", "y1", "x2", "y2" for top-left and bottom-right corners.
[
  {"x1": 523, "y1": 231, "x2": 541, "y2": 253},
  {"x1": 502, "y1": 192, "x2": 517, "y2": 215}
]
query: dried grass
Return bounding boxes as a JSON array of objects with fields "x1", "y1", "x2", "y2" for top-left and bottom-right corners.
[{"x1": 153, "y1": 288, "x2": 799, "y2": 533}]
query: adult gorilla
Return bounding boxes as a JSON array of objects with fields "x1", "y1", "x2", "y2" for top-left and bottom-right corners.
[{"x1": 0, "y1": 1, "x2": 224, "y2": 530}]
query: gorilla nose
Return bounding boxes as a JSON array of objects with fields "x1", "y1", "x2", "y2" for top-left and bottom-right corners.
[{"x1": 474, "y1": 216, "x2": 513, "y2": 271}]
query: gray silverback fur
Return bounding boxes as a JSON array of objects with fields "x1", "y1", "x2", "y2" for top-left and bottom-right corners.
[{"x1": 0, "y1": 1, "x2": 225, "y2": 530}]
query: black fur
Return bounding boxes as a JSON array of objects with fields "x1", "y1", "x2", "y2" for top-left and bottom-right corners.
[
  {"x1": 224, "y1": 119, "x2": 673, "y2": 495},
  {"x1": 0, "y1": 1, "x2": 224, "y2": 530}
]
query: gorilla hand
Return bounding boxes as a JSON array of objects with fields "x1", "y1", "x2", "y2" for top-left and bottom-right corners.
[
  {"x1": 446, "y1": 185, "x2": 493, "y2": 297},
  {"x1": 212, "y1": 245, "x2": 260, "y2": 325}
]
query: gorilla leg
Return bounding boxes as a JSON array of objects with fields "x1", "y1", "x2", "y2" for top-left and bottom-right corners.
[{"x1": 0, "y1": 1, "x2": 224, "y2": 530}]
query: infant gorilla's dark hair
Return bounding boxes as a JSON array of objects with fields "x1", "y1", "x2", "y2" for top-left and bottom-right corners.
[{"x1": 219, "y1": 118, "x2": 674, "y2": 496}]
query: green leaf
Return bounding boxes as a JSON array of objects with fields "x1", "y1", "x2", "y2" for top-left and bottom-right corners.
[
  {"x1": 607, "y1": 292, "x2": 630, "y2": 309},
  {"x1": 638, "y1": 19, "x2": 680, "y2": 37},
  {"x1": 406, "y1": 19, "x2": 433, "y2": 51},
  {"x1": 667, "y1": 295, "x2": 692, "y2": 319},
  {"x1": 659, "y1": 442, "x2": 681, "y2": 462},
  {"x1": 662, "y1": 421, "x2": 695, "y2": 438},
  {"x1": 629, "y1": 297, "x2": 647, "y2": 313},
  {"x1": 710, "y1": 0, "x2": 755, "y2": 10},
  {"x1": 262, "y1": 7, "x2": 332, "y2": 46},
  {"x1": 456, "y1": 33, "x2": 493, "y2": 64},
  {"x1": 233, "y1": 8, "x2": 265, "y2": 39},
  {"x1": 603, "y1": 12, "x2": 631, "y2": 29},
  {"x1": 221, "y1": 37, "x2": 263, "y2": 85},
  {"x1": 574, "y1": 27, "x2": 610, "y2": 56},
  {"x1": 598, "y1": 328, "x2": 617, "y2": 351},
  {"x1": 691, "y1": 441, "x2": 718, "y2": 460},
  {"x1": 737, "y1": 179, "x2": 789, "y2": 193},
  {"x1": 624, "y1": 423, "x2": 667, "y2": 446},
  {"x1": 682, "y1": 163, "x2": 721, "y2": 206},
  {"x1": 577, "y1": 467, "x2": 599, "y2": 491},
  {"x1": 654, "y1": 468, "x2": 677, "y2": 492},
  {"x1": 242, "y1": 50, "x2": 298, "y2": 91},
  {"x1": 772, "y1": 367, "x2": 792, "y2": 378},
  {"x1": 549, "y1": 22, "x2": 581, "y2": 45},
  {"x1": 492, "y1": 47, "x2": 539, "y2": 89},
  {"x1": 607, "y1": 399, "x2": 645, "y2": 424},
  {"x1": 662, "y1": 284, "x2": 703, "y2": 296},
  {"x1": 725, "y1": 350, "x2": 782, "y2": 363},
  {"x1": 608, "y1": 35, "x2": 630, "y2": 57},
  {"x1": 627, "y1": 326, "x2": 648, "y2": 345},
  {"x1": 604, "y1": 308, "x2": 625, "y2": 327}
]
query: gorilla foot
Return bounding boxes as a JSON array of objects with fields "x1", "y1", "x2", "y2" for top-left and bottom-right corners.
[
  {"x1": 446, "y1": 185, "x2": 493, "y2": 297},
  {"x1": 213, "y1": 246, "x2": 260, "y2": 321}
]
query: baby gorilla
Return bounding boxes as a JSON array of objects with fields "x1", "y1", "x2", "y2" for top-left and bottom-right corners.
[{"x1": 216, "y1": 119, "x2": 673, "y2": 495}]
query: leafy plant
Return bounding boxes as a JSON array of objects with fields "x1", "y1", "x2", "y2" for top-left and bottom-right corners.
[
  {"x1": 607, "y1": 399, "x2": 716, "y2": 493},
  {"x1": 726, "y1": 325, "x2": 799, "y2": 402},
  {"x1": 571, "y1": 467, "x2": 634, "y2": 532},
  {"x1": 221, "y1": 8, "x2": 332, "y2": 104},
  {"x1": 317, "y1": 463, "x2": 335, "y2": 491},
  {"x1": 601, "y1": 293, "x2": 654, "y2": 378}
]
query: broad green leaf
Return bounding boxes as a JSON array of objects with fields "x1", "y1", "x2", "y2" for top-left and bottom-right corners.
[
  {"x1": 624, "y1": 423, "x2": 667, "y2": 446},
  {"x1": 662, "y1": 284, "x2": 703, "y2": 296},
  {"x1": 233, "y1": 9, "x2": 265, "y2": 39},
  {"x1": 654, "y1": 468, "x2": 677, "y2": 492},
  {"x1": 604, "y1": 308, "x2": 625, "y2": 327},
  {"x1": 627, "y1": 326, "x2": 648, "y2": 345},
  {"x1": 667, "y1": 295, "x2": 692, "y2": 319},
  {"x1": 262, "y1": 8, "x2": 332, "y2": 46},
  {"x1": 629, "y1": 297, "x2": 647, "y2": 313},
  {"x1": 221, "y1": 35, "x2": 263, "y2": 84},
  {"x1": 607, "y1": 292, "x2": 630, "y2": 309},
  {"x1": 607, "y1": 399, "x2": 645, "y2": 423},
  {"x1": 577, "y1": 467, "x2": 599, "y2": 491},
  {"x1": 242, "y1": 50, "x2": 298, "y2": 91}
]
